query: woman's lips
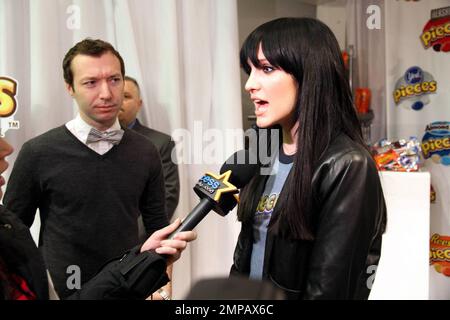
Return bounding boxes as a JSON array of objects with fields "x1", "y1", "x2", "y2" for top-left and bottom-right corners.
[{"x1": 254, "y1": 100, "x2": 268, "y2": 116}]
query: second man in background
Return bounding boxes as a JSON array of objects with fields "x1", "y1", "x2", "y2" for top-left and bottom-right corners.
[{"x1": 119, "y1": 76, "x2": 180, "y2": 222}]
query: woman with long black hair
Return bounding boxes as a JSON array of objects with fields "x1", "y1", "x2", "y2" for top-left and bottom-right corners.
[{"x1": 231, "y1": 17, "x2": 386, "y2": 300}]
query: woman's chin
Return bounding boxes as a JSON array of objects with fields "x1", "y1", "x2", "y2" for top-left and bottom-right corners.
[{"x1": 256, "y1": 118, "x2": 272, "y2": 128}]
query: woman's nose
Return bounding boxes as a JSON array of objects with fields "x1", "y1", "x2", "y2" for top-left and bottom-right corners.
[{"x1": 244, "y1": 71, "x2": 260, "y2": 93}]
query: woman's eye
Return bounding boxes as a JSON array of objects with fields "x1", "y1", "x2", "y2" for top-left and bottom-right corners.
[{"x1": 262, "y1": 66, "x2": 274, "y2": 73}]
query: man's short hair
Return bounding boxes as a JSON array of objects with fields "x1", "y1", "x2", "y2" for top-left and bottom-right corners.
[
  {"x1": 124, "y1": 76, "x2": 140, "y2": 94},
  {"x1": 62, "y1": 38, "x2": 125, "y2": 88}
]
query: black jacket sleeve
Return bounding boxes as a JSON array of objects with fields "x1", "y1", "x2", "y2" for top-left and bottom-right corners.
[
  {"x1": 67, "y1": 246, "x2": 169, "y2": 300},
  {"x1": 159, "y1": 139, "x2": 180, "y2": 220},
  {"x1": 304, "y1": 150, "x2": 386, "y2": 299}
]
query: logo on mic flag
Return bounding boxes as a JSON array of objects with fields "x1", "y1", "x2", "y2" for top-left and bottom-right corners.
[{"x1": 194, "y1": 170, "x2": 239, "y2": 203}]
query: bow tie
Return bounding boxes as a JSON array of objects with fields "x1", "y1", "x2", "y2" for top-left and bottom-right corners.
[{"x1": 86, "y1": 127, "x2": 124, "y2": 145}]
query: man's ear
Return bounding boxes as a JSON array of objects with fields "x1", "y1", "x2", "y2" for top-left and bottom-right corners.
[
  {"x1": 65, "y1": 82, "x2": 75, "y2": 96},
  {"x1": 137, "y1": 99, "x2": 143, "y2": 111}
]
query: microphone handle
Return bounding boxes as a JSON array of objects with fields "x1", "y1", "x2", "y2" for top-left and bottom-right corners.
[{"x1": 168, "y1": 197, "x2": 215, "y2": 239}]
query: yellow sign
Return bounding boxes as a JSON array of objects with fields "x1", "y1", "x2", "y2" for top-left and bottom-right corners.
[{"x1": 0, "y1": 77, "x2": 17, "y2": 117}]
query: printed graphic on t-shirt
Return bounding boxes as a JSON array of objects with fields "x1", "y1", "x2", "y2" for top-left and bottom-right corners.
[
  {"x1": 249, "y1": 151, "x2": 292, "y2": 280},
  {"x1": 255, "y1": 193, "x2": 279, "y2": 218}
]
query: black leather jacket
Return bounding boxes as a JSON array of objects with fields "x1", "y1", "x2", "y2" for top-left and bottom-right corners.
[{"x1": 231, "y1": 133, "x2": 387, "y2": 300}]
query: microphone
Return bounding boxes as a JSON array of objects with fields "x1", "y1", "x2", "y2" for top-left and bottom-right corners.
[{"x1": 168, "y1": 150, "x2": 259, "y2": 239}]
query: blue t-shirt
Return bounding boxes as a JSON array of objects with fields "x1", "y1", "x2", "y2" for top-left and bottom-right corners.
[{"x1": 249, "y1": 148, "x2": 293, "y2": 280}]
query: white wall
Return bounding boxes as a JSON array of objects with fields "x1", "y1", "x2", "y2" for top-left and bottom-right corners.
[{"x1": 317, "y1": 0, "x2": 347, "y2": 50}]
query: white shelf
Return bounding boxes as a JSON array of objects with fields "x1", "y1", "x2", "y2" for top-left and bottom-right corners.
[{"x1": 370, "y1": 171, "x2": 430, "y2": 300}]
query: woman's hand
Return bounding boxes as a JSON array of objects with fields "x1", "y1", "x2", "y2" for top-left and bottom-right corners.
[{"x1": 140, "y1": 218, "x2": 197, "y2": 265}]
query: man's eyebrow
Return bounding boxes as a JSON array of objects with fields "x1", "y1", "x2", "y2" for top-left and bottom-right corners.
[
  {"x1": 79, "y1": 76, "x2": 98, "y2": 81},
  {"x1": 79, "y1": 73, "x2": 122, "y2": 81}
]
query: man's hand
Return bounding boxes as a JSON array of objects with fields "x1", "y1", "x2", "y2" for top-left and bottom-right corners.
[{"x1": 140, "y1": 218, "x2": 197, "y2": 265}]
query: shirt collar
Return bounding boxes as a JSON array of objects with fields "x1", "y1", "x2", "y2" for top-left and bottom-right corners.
[{"x1": 128, "y1": 119, "x2": 137, "y2": 129}]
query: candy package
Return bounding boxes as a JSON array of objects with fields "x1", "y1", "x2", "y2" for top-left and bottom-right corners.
[{"x1": 371, "y1": 137, "x2": 422, "y2": 172}]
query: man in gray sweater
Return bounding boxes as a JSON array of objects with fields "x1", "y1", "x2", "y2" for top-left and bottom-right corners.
[{"x1": 4, "y1": 39, "x2": 169, "y2": 298}]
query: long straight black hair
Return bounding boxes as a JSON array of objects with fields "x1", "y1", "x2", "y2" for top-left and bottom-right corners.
[{"x1": 238, "y1": 18, "x2": 365, "y2": 240}]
